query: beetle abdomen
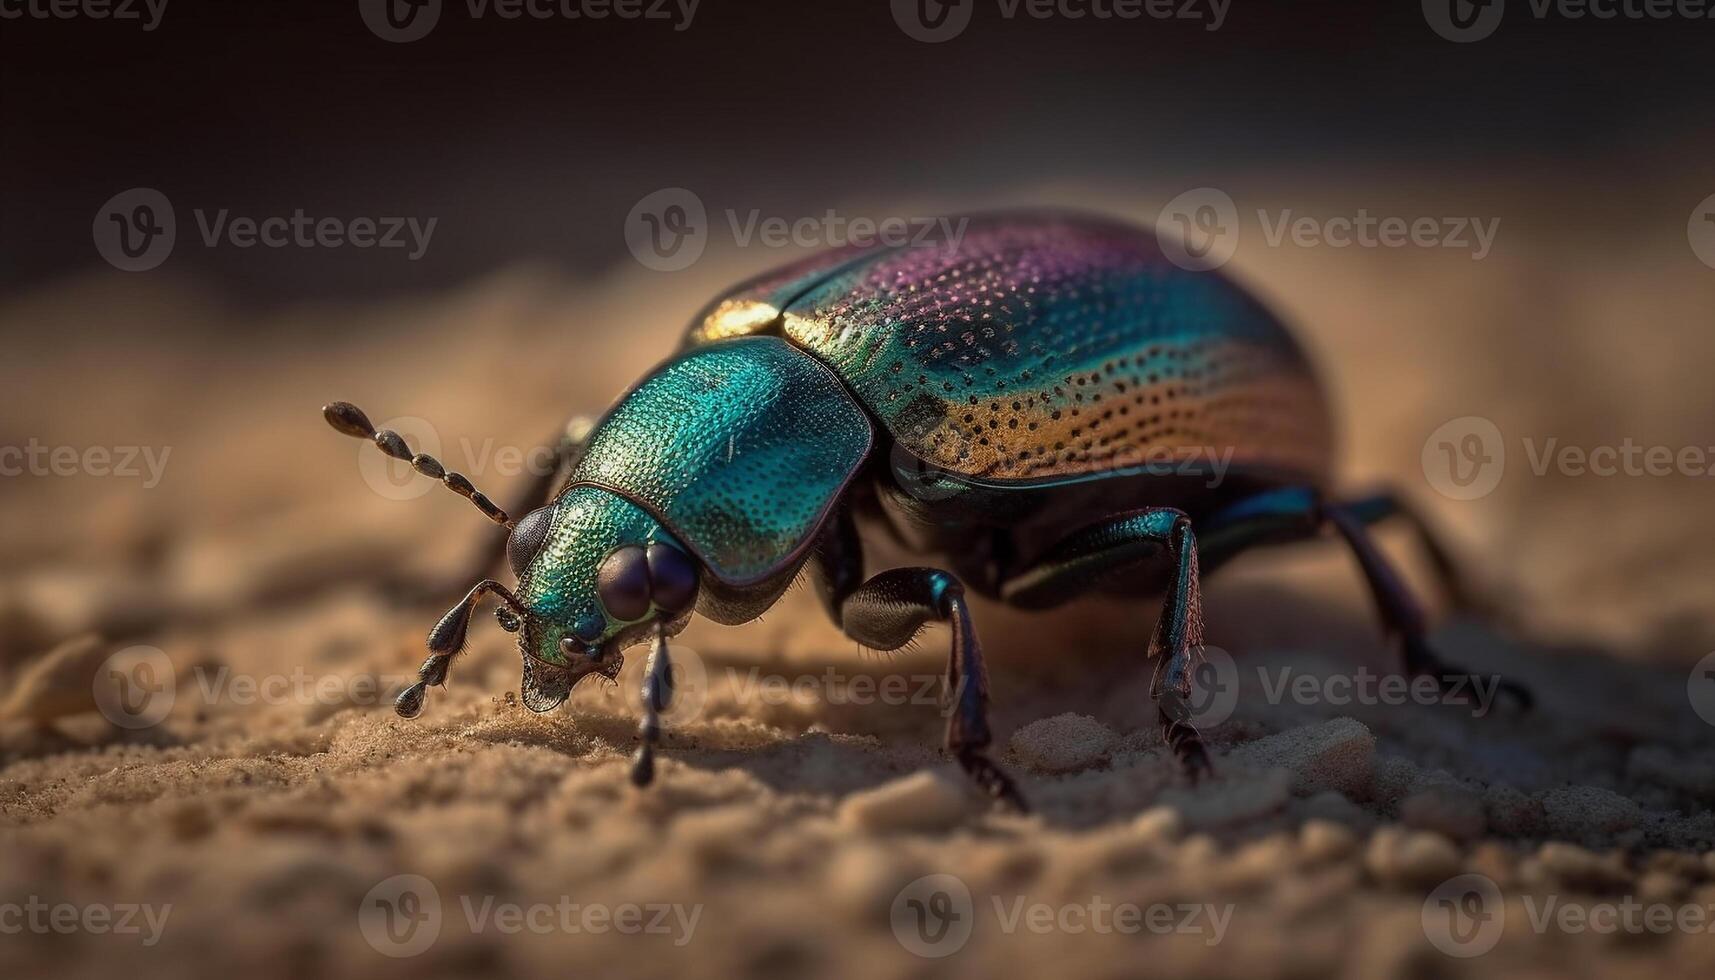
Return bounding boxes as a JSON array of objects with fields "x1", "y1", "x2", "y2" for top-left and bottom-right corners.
[{"x1": 772, "y1": 212, "x2": 1333, "y2": 488}]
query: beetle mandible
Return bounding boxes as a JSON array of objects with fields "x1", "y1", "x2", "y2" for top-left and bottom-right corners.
[{"x1": 323, "y1": 210, "x2": 1529, "y2": 810}]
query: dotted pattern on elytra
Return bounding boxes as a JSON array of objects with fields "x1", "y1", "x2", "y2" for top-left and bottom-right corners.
[
  {"x1": 563, "y1": 337, "x2": 871, "y2": 585},
  {"x1": 780, "y1": 213, "x2": 1333, "y2": 484}
]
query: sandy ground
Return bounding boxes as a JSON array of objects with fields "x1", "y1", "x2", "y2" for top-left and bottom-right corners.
[{"x1": 3, "y1": 177, "x2": 1715, "y2": 979}]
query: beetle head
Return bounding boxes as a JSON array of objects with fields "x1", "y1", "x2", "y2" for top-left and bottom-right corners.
[
  {"x1": 500, "y1": 487, "x2": 702, "y2": 710},
  {"x1": 321, "y1": 401, "x2": 703, "y2": 717}
]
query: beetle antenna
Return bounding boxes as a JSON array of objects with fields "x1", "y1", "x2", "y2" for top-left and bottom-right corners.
[
  {"x1": 631, "y1": 620, "x2": 674, "y2": 787},
  {"x1": 395, "y1": 578, "x2": 530, "y2": 718},
  {"x1": 322, "y1": 400, "x2": 514, "y2": 529}
]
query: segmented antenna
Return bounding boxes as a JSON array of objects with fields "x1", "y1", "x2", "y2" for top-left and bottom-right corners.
[{"x1": 322, "y1": 401, "x2": 513, "y2": 529}]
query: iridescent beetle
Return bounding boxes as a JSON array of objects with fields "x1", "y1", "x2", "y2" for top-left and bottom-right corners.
[{"x1": 324, "y1": 211, "x2": 1527, "y2": 810}]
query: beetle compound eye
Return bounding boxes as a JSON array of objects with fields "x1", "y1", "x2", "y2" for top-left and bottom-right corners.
[
  {"x1": 597, "y1": 545, "x2": 652, "y2": 622},
  {"x1": 646, "y1": 541, "x2": 699, "y2": 615},
  {"x1": 494, "y1": 606, "x2": 521, "y2": 632},
  {"x1": 507, "y1": 506, "x2": 555, "y2": 578}
]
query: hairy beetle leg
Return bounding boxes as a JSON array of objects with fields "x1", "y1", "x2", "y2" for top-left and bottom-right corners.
[
  {"x1": 1000, "y1": 508, "x2": 1214, "y2": 782},
  {"x1": 1155, "y1": 651, "x2": 1215, "y2": 783},
  {"x1": 390, "y1": 579, "x2": 529, "y2": 719},
  {"x1": 832, "y1": 565, "x2": 1031, "y2": 813}
]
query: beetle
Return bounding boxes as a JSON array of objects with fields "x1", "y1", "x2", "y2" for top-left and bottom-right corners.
[{"x1": 323, "y1": 210, "x2": 1528, "y2": 810}]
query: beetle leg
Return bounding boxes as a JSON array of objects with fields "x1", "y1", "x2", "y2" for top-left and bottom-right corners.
[
  {"x1": 1323, "y1": 506, "x2": 1533, "y2": 711},
  {"x1": 836, "y1": 567, "x2": 1028, "y2": 812},
  {"x1": 1196, "y1": 485, "x2": 1324, "y2": 573},
  {"x1": 1149, "y1": 515, "x2": 1214, "y2": 781},
  {"x1": 396, "y1": 578, "x2": 529, "y2": 718},
  {"x1": 1000, "y1": 508, "x2": 1214, "y2": 781},
  {"x1": 1333, "y1": 488, "x2": 1510, "y2": 623},
  {"x1": 630, "y1": 622, "x2": 673, "y2": 787}
]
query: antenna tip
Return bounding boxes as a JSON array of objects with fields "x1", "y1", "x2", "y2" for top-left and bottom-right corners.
[{"x1": 323, "y1": 401, "x2": 375, "y2": 439}]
